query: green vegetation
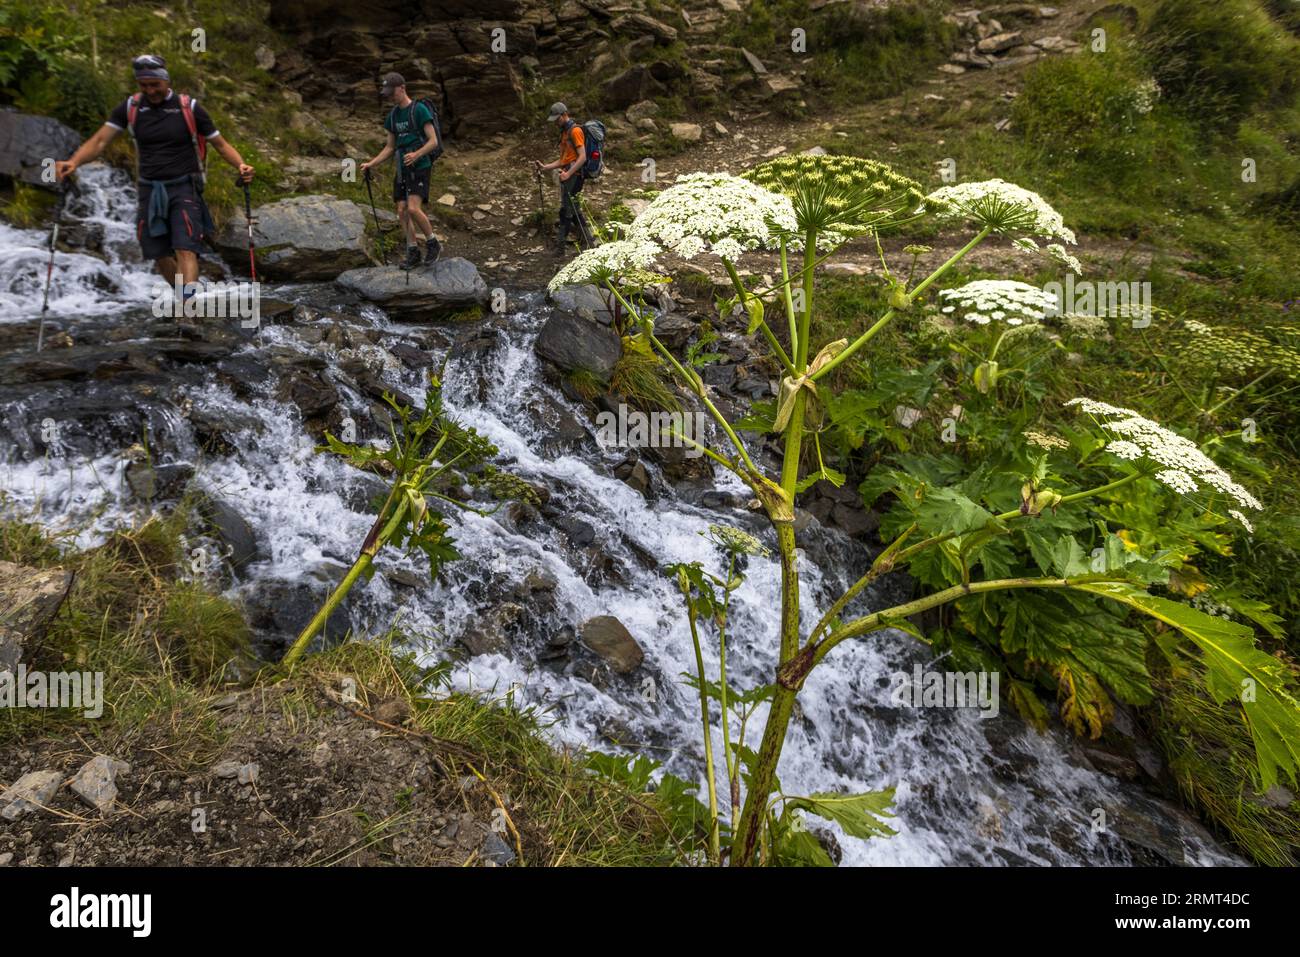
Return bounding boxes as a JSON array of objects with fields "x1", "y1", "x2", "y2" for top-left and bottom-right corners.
[{"x1": 0, "y1": 512, "x2": 683, "y2": 866}]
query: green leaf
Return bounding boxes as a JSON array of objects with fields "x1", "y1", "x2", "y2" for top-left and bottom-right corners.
[
  {"x1": 785, "y1": 788, "x2": 897, "y2": 840},
  {"x1": 916, "y1": 487, "x2": 998, "y2": 537},
  {"x1": 1073, "y1": 582, "x2": 1300, "y2": 789}
]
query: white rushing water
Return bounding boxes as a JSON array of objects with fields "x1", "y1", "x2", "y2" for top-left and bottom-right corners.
[{"x1": 0, "y1": 167, "x2": 1241, "y2": 866}]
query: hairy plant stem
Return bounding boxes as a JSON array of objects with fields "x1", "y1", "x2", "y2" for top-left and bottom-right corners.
[
  {"x1": 724, "y1": 259, "x2": 795, "y2": 374},
  {"x1": 283, "y1": 495, "x2": 410, "y2": 666},
  {"x1": 603, "y1": 280, "x2": 758, "y2": 474},
  {"x1": 732, "y1": 230, "x2": 817, "y2": 866},
  {"x1": 686, "y1": 602, "x2": 722, "y2": 863}
]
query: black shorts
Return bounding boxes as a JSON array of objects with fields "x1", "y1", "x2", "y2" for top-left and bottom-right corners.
[
  {"x1": 136, "y1": 178, "x2": 207, "y2": 260},
  {"x1": 393, "y1": 165, "x2": 431, "y2": 204}
]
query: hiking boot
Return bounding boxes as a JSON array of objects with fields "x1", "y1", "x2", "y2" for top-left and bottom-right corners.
[
  {"x1": 423, "y1": 237, "x2": 441, "y2": 264},
  {"x1": 402, "y1": 245, "x2": 422, "y2": 269}
]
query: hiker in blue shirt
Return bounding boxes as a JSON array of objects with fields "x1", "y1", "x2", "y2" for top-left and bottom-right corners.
[{"x1": 360, "y1": 72, "x2": 442, "y2": 269}]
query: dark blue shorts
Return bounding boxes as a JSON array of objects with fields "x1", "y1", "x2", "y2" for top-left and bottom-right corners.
[{"x1": 136, "y1": 179, "x2": 207, "y2": 260}]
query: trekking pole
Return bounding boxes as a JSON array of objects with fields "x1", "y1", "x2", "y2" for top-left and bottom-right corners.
[
  {"x1": 237, "y1": 172, "x2": 257, "y2": 282},
  {"x1": 362, "y1": 166, "x2": 388, "y2": 266},
  {"x1": 37, "y1": 175, "x2": 79, "y2": 353},
  {"x1": 534, "y1": 166, "x2": 546, "y2": 222},
  {"x1": 400, "y1": 160, "x2": 411, "y2": 287}
]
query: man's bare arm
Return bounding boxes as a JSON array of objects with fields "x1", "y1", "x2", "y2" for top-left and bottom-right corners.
[{"x1": 55, "y1": 125, "x2": 120, "y2": 180}]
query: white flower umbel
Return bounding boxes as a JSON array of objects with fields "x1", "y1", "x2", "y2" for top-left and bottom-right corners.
[
  {"x1": 547, "y1": 238, "x2": 663, "y2": 291},
  {"x1": 926, "y1": 179, "x2": 1077, "y2": 245},
  {"x1": 1067, "y1": 398, "x2": 1263, "y2": 522},
  {"x1": 627, "y1": 172, "x2": 797, "y2": 261},
  {"x1": 938, "y1": 279, "x2": 1056, "y2": 326}
]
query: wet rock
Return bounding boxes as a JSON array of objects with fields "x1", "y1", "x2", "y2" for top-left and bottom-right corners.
[
  {"x1": 0, "y1": 561, "x2": 74, "y2": 672},
  {"x1": 0, "y1": 769, "x2": 62, "y2": 820},
  {"x1": 243, "y1": 572, "x2": 353, "y2": 655},
  {"x1": 214, "y1": 195, "x2": 372, "y2": 280},
  {"x1": 534, "y1": 310, "x2": 622, "y2": 381},
  {"x1": 615, "y1": 458, "x2": 651, "y2": 496},
  {"x1": 336, "y1": 258, "x2": 489, "y2": 320},
  {"x1": 459, "y1": 603, "x2": 525, "y2": 657},
  {"x1": 277, "y1": 367, "x2": 340, "y2": 419},
  {"x1": 195, "y1": 492, "x2": 267, "y2": 575},
  {"x1": 125, "y1": 461, "x2": 195, "y2": 503},
  {"x1": 70, "y1": 755, "x2": 131, "y2": 814},
  {"x1": 580, "y1": 615, "x2": 644, "y2": 674},
  {"x1": 0, "y1": 111, "x2": 80, "y2": 187}
]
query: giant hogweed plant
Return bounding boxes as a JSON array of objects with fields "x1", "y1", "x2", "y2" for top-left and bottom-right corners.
[
  {"x1": 282, "y1": 374, "x2": 531, "y2": 666},
  {"x1": 549, "y1": 155, "x2": 1300, "y2": 866}
]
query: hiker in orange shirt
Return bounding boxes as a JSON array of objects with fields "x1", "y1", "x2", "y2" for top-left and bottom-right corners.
[{"x1": 534, "y1": 102, "x2": 594, "y2": 256}]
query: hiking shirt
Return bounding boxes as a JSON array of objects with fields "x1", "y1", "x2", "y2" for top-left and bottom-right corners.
[
  {"x1": 560, "y1": 122, "x2": 586, "y2": 171},
  {"x1": 385, "y1": 100, "x2": 436, "y2": 172},
  {"x1": 106, "y1": 91, "x2": 218, "y2": 181}
]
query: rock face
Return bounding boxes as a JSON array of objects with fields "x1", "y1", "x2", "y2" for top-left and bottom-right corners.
[
  {"x1": 267, "y1": 3, "x2": 532, "y2": 136},
  {"x1": 215, "y1": 195, "x2": 372, "y2": 280},
  {"x1": 0, "y1": 561, "x2": 75, "y2": 672},
  {"x1": 580, "y1": 615, "x2": 644, "y2": 674},
  {"x1": 534, "y1": 309, "x2": 622, "y2": 381},
  {"x1": 336, "y1": 258, "x2": 488, "y2": 320},
  {"x1": 0, "y1": 111, "x2": 80, "y2": 187}
]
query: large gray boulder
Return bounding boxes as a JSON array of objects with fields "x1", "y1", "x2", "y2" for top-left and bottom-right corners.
[
  {"x1": 534, "y1": 309, "x2": 622, "y2": 382},
  {"x1": 335, "y1": 258, "x2": 488, "y2": 320},
  {"x1": 548, "y1": 283, "x2": 617, "y2": 325},
  {"x1": 580, "y1": 616, "x2": 644, "y2": 674},
  {"x1": 0, "y1": 561, "x2": 74, "y2": 672},
  {"x1": 0, "y1": 110, "x2": 81, "y2": 187},
  {"x1": 215, "y1": 195, "x2": 371, "y2": 280}
]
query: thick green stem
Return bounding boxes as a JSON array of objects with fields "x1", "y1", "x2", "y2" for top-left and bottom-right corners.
[
  {"x1": 731, "y1": 520, "x2": 801, "y2": 866},
  {"x1": 282, "y1": 496, "x2": 410, "y2": 666},
  {"x1": 687, "y1": 605, "x2": 722, "y2": 864}
]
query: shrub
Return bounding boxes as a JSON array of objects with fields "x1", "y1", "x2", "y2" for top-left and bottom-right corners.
[{"x1": 1142, "y1": 0, "x2": 1300, "y2": 130}]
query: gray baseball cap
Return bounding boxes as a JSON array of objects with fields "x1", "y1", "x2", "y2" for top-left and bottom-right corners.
[
  {"x1": 381, "y1": 72, "x2": 406, "y2": 93},
  {"x1": 546, "y1": 102, "x2": 569, "y2": 122}
]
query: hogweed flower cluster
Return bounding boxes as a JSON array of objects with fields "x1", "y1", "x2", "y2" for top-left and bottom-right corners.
[
  {"x1": 938, "y1": 279, "x2": 1057, "y2": 326},
  {"x1": 1180, "y1": 320, "x2": 1300, "y2": 380},
  {"x1": 547, "y1": 238, "x2": 664, "y2": 292},
  {"x1": 744, "y1": 153, "x2": 924, "y2": 248},
  {"x1": 926, "y1": 179, "x2": 1077, "y2": 245},
  {"x1": 625, "y1": 172, "x2": 797, "y2": 261},
  {"x1": 1066, "y1": 398, "x2": 1262, "y2": 527}
]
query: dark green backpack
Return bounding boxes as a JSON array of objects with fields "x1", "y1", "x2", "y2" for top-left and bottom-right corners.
[{"x1": 391, "y1": 97, "x2": 444, "y2": 161}]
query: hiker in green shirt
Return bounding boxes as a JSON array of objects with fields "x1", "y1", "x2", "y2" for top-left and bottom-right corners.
[{"x1": 360, "y1": 72, "x2": 442, "y2": 268}]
